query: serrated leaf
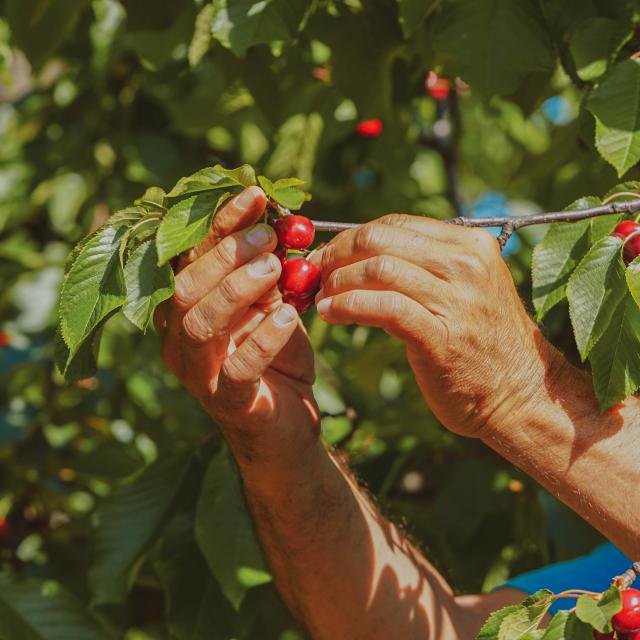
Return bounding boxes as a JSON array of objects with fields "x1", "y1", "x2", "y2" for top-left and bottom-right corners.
[
  {"x1": 211, "y1": 0, "x2": 308, "y2": 57},
  {"x1": 88, "y1": 449, "x2": 194, "y2": 606},
  {"x1": 0, "y1": 574, "x2": 111, "y2": 640},
  {"x1": 587, "y1": 60, "x2": 640, "y2": 176},
  {"x1": 123, "y1": 240, "x2": 175, "y2": 331},
  {"x1": 498, "y1": 595, "x2": 552, "y2": 640},
  {"x1": 167, "y1": 167, "x2": 244, "y2": 198},
  {"x1": 567, "y1": 235, "x2": 627, "y2": 360},
  {"x1": 589, "y1": 293, "x2": 640, "y2": 410},
  {"x1": 569, "y1": 17, "x2": 631, "y2": 82},
  {"x1": 575, "y1": 587, "x2": 622, "y2": 632},
  {"x1": 259, "y1": 175, "x2": 310, "y2": 210},
  {"x1": 212, "y1": 163, "x2": 257, "y2": 188},
  {"x1": 135, "y1": 186, "x2": 166, "y2": 209},
  {"x1": 195, "y1": 446, "x2": 271, "y2": 610},
  {"x1": 477, "y1": 605, "x2": 525, "y2": 640},
  {"x1": 432, "y1": 0, "x2": 554, "y2": 97},
  {"x1": 540, "y1": 611, "x2": 593, "y2": 640},
  {"x1": 532, "y1": 218, "x2": 591, "y2": 320},
  {"x1": 107, "y1": 206, "x2": 147, "y2": 226},
  {"x1": 156, "y1": 192, "x2": 231, "y2": 265},
  {"x1": 397, "y1": 0, "x2": 438, "y2": 38},
  {"x1": 591, "y1": 214, "x2": 622, "y2": 244},
  {"x1": 59, "y1": 225, "x2": 127, "y2": 355},
  {"x1": 54, "y1": 314, "x2": 112, "y2": 383}
]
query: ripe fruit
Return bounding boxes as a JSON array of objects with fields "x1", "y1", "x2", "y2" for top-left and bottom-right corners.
[
  {"x1": 0, "y1": 518, "x2": 10, "y2": 544},
  {"x1": 425, "y1": 71, "x2": 451, "y2": 101},
  {"x1": 273, "y1": 215, "x2": 315, "y2": 250},
  {"x1": 278, "y1": 258, "x2": 321, "y2": 302},
  {"x1": 614, "y1": 220, "x2": 640, "y2": 237},
  {"x1": 355, "y1": 118, "x2": 383, "y2": 138},
  {"x1": 593, "y1": 631, "x2": 614, "y2": 640},
  {"x1": 0, "y1": 332, "x2": 9, "y2": 347},
  {"x1": 274, "y1": 245, "x2": 288, "y2": 266},
  {"x1": 625, "y1": 236, "x2": 640, "y2": 263},
  {"x1": 283, "y1": 292, "x2": 314, "y2": 314},
  {"x1": 612, "y1": 589, "x2": 640, "y2": 633}
]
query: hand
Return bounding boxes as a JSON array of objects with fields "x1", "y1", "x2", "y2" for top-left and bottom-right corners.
[
  {"x1": 155, "y1": 187, "x2": 319, "y2": 470},
  {"x1": 313, "y1": 214, "x2": 552, "y2": 437}
]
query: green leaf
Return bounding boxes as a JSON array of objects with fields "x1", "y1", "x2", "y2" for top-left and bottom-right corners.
[
  {"x1": 575, "y1": 587, "x2": 621, "y2": 632},
  {"x1": 124, "y1": 240, "x2": 175, "y2": 331},
  {"x1": 212, "y1": 163, "x2": 257, "y2": 188},
  {"x1": 566, "y1": 235, "x2": 627, "y2": 360},
  {"x1": 134, "y1": 186, "x2": 167, "y2": 209},
  {"x1": 58, "y1": 224, "x2": 127, "y2": 356},
  {"x1": 569, "y1": 17, "x2": 632, "y2": 82},
  {"x1": 265, "y1": 113, "x2": 323, "y2": 183},
  {"x1": 88, "y1": 449, "x2": 194, "y2": 606},
  {"x1": 590, "y1": 214, "x2": 622, "y2": 245},
  {"x1": 498, "y1": 596, "x2": 552, "y2": 639},
  {"x1": 477, "y1": 605, "x2": 524, "y2": 640},
  {"x1": 397, "y1": 0, "x2": 438, "y2": 38},
  {"x1": 107, "y1": 206, "x2": 147, "y2": 226},
  {"x1": 540, "y1": 611, "x2": 593, "y2": 640},
  {"x1": 211, "y1": 0, "x2": 309, "y2": 57},
  {"x1": 0, "y1": 574, "x2": 111, "y2": 640},
  {"x1": 195, "y1": 447, "x2": 271, "y2": 610},
  {"x1": 589, "y1": 292, "x2": 640, "y2": 410},
  {"x1": 532, "y1": 216, "x2": 592, "y2": 320},
  {"x1": 188, "y1": 2, "x2": 215, "y2": 68},
  {"x1": 156, "y1": 192, "x2": 231, "y2": 266},
  {"x1": 258, "y1": 175, "x2": 310, "y2": 210},
  {"x1": 432, "y1": 0, "x2": 554, "y2": 97},
  {"x1": 587, "y1": 60, "x2": 640, "y2": 176},
  {"x1": 4, "y1": 0, "x2": 89, "y2": 71},
  {"x1": 155, "y1": 515, "x2": 238, "y2": 640},
  {"x1": 167, "y1": 166, "x2": 246, "y2": 198}
]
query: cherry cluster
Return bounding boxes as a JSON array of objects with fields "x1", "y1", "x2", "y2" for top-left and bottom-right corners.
[
  {"x1": 270, "y1": 213, "x2": 321, "y2": 314},
  {"x1": 594, "y1": 588, "x2": 640, "y2": 638},
  {"x1": 611, "y1": 220, "x2": 640, "y2": 264}
]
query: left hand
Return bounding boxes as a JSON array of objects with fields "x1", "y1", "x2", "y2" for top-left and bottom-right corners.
[{"x1": 312, "y1": 214, "x2": 553, "y2": 438}]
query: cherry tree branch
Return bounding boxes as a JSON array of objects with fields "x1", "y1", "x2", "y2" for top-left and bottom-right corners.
[{"x1": 310, "y1": 198, "x2": 640, "y2": 248}]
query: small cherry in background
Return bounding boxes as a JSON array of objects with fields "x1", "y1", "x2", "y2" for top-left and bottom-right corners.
[
  {"x1": 0, "y1": 518, "x2": 10, "y2": 545},
  {"x1": 611, "y1": 220, "x2": 640, "y2": 264},
  {"x1": 273, "y1": 215, "x2": 315, "y2": 250},
  {"x1": 612, "y1": 588, "x2": 640, "y2": 633},
  {"x1": 426, "y1": 71, "x2": 450, "y2": 101},
  {"x1": 356, "y1": 118, "x2": 384, "y2": 138},
  {"x1": 0, "y1": 332, "x2": 9, "y2": 347}
]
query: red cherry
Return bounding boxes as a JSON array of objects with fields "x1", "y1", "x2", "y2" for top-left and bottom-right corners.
[
  {"x1": 278, "y1": 259, "x2": 321, "y2": 299},
  {"x1": 274, "y1": 245, "x2": 288, "y2": 266},
  {"x1": 273, "y1": 215, "x2": 315, "y2": 250},
  {"x1": 614, "y1": 220, "x2": 640, "y2": 237},
  {"x1": 612, "y1": 589, "x2": 640, "y2": 633},
  {"x1": 618, "y1": 632, "x2": 640, "y2": 640},
  {"x1": 593, "y1": 631, "x2": 615, "y2": 640},
  {"x1": 624, "y1": 235, "x2": 640, "y2": 264},
  {"x1": 0, "y1": 332, "x2": 9, "y2": 347},
  {"x1": 0, "y1": 519, "x2": 10, "y2": 544},
  {"x1": 355, "y1": 118, "x2": 384, "y2": 138},
  {"x1": 283, "y1": 293, "x2": 314, "y2": 314},
  {"x1": 425, "y1": 71, "x2": 451, "y2": 101}
]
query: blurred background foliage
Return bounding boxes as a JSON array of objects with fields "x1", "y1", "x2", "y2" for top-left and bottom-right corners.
[{"x1": 1, "y1": 0, "x2": 639, "y2": 638}]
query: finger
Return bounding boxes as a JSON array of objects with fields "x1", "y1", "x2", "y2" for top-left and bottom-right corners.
[
  {"x1": 375, "y1": 213, "x2": 472, "y2": 244},
  {"x1": 315, "y1": 289, "x2": 444, "y2": 346},
  {"x1": 181, "y1": 186, "x2": 268, "y2": 265},
  {"x1": 221, "y1": 303, "x2": 299, "y2": 385},
  {"x1": 174, "y1": 223, "x2": 278, "y2": 311},
  {"x1": 311, "y1": 222, "x2": 453, "y2": 283},
  {"x1": 153, "y1": 301, "x2": 168, "y2": 337},
  {"x1": 317, "y1": 255, "x2": 450, "y2": 315},
  {"x1": 182, "y1": 252, "x2": 282, "y2": 344}
]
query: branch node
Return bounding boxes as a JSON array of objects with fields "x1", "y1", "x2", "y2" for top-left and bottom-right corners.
[{"x1": 497, "y1": 223, "x2": 515, "y2": 249}]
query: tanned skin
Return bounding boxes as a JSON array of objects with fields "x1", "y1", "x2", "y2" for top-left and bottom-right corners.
[{"x1": 156, "y1": 187, "x2": 636, "y2": 639}]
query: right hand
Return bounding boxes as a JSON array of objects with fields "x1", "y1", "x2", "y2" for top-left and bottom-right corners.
[{"x1": 155, "y1": 186, "x2": 320, "y2": 469}]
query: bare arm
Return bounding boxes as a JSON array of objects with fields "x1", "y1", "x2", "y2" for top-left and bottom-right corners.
[
  {"x1": 156, "y1": 189, "x2": 522, "y2": 640},
  {"x1": 314, "y1": 214, "x2": 640, "y2": 560}
]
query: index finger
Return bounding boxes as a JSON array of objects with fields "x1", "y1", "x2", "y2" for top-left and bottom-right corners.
[{"x1": 181, "y1": 185, "x2": 267, "y2": 266}]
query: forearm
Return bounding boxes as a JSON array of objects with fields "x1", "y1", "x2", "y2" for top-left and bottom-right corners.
[
  {"x1": 482, "y1": 334, "x2": 640, "y2": 559},
  {"x1": 234, "y1": 439, "x2": 479, "y2": 640}
]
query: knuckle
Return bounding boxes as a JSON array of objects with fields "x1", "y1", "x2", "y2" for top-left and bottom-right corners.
[
  {"x1": 213, "y1": 236, "x2": 238, "y2": 271},
  {"x1": 243, "y1": 333, "x2": 273, "y2": 360},
  {"x1": 325, "y1": 268, "x2": 342, "y2": 292},
  {"x1": 382, "y1": 292, "x2": 407, "y2": 319},
  {"x1": 354, "y1": 224, "x2": 383, "y2": 253},
  {"x1": 222, "y1": 353, "x2": 252, "y2": 384},
  {"x1": 379, "y1": 213, "x2": 409, "y2": 227},
  {"x1": 173, "y1": 271, "x2": 196, "y2": 310},
  {"x1": 182, "y1": 306, "x2": 211, "y2": 343},
  {"x1": 217, "y1": 275, "x2": 242, "y2": 305},
  {"x1": 365, "y1": 255, "x2": 397, "y2": 284}
]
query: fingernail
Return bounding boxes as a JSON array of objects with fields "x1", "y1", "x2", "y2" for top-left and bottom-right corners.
[
  {"x1": 245, "y1": 223, "x2": 273, "y2": 247},
  {"x1": 248, "y1": 254, "x2": 277, "y2": 277},
  {"x1": 316, "y1": 298, "x2": 331, "y2": 316},
  {"x1": 273, "y1": 304, "x2": 297, "y2": 327},
  {"x1": 233, "y1": 186, "x2": 261, "y2": 211}
]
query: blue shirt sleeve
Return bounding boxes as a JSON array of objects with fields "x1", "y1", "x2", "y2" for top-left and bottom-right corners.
[{"x1": 497, "y1": 544, "x2": 631, "y2": 614}]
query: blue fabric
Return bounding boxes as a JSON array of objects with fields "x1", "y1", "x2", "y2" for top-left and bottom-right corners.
[{"x1": 499, "y1": 543, "x2": 631, "y2": 613}]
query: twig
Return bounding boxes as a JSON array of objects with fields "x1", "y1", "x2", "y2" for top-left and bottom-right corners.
[
  {"x1": 310, "y1": 198, "x2": 640, "y2": 244},
  {"x1": 613, "y1": 562, "x2": 640, "y2": 590}
]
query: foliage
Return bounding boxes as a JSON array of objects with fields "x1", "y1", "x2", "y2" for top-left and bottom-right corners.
[{"x1": 2, "y1": 1, "x2": 640, "y2": 639}]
